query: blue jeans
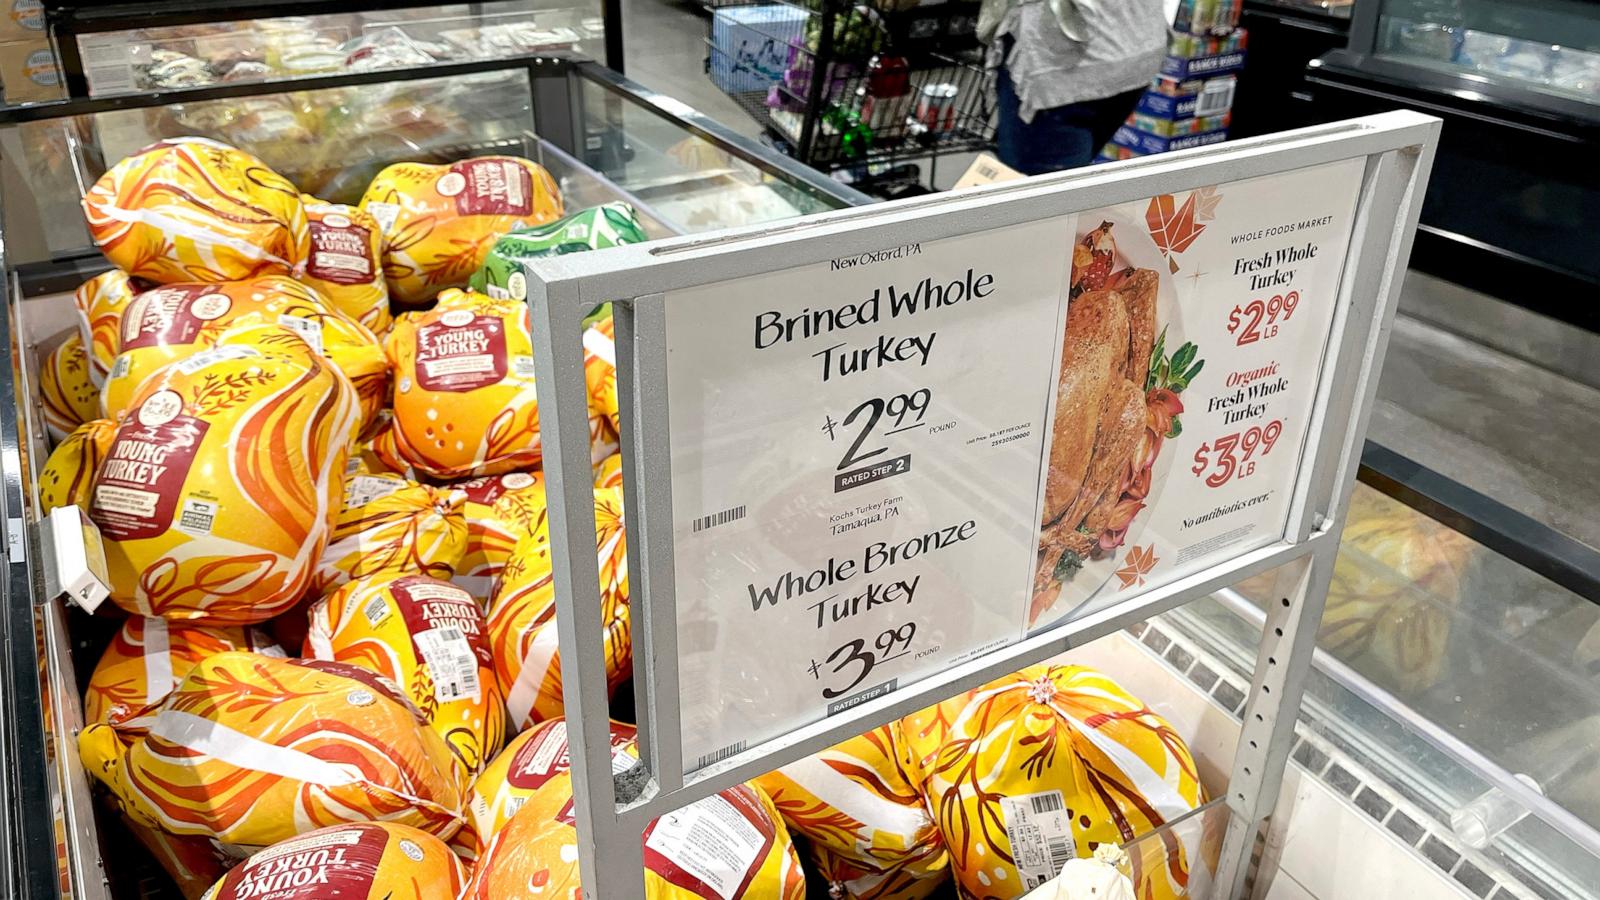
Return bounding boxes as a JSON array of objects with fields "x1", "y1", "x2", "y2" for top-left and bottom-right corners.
[{"x1": 995, "y1": 64, "x2": 1143, "y2": 174}]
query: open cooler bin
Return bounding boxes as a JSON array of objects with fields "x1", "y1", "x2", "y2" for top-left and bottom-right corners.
[{"x1": 0, "y1": 53, "x2": 866, "y2": 898}]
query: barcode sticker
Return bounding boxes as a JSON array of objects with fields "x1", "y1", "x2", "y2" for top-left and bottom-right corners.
[
  {"x1": 692, "y1": 505, "x2": 746, "y2": 533},
  {"x1": 345, "y1": 475, "x2": 405, "y2": 508},
  {"x1": 362, "y1": 595, "x2": 390, "y2": 627},
  {"x1": 175, "y1": 345, "x2": 260, "y2": 374},
  {"x1": 415, "y1": 626, "x2": 481, "y2": 703},
  {"x1": 1000, "y1": 790, "x2": 1076, "y2": 890},
  {"x1": 277, "y1": 315, "x2": 325, "y2": 355}
]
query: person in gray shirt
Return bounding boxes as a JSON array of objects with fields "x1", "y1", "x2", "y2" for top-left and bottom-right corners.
[{"x1": 981, "y1": 0, "x2": 1168, "y2": 172}]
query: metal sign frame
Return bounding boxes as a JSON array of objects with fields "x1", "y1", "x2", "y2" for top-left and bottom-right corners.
[{"x1": 522, "y1": 110, "x2": 1440, "y2": 899}]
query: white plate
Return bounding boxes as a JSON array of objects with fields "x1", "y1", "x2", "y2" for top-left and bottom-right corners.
[{"x1": 1035, "y1": 207, "x2": 1184, "y2": 627}]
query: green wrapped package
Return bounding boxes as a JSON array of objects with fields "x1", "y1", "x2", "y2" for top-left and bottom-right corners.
[{"x1": 470, "y1": 201, "x2": 650, "y2": 301}]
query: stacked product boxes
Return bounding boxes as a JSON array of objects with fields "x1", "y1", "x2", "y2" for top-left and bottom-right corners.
[{"x1": 1099, "y1": 0, "x2": 1245, "y2": 161}]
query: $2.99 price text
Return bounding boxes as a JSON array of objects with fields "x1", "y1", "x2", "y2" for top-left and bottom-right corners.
[
  {"x1": 1227, "y1": 291, "x2": 1299, "y2": 346},
  {"x1": 1191, "y1": 420, "x2": 1283, "y2": 487},
  {"x1": 824, "y1": 389, "x2": 933, "y2": 472}
]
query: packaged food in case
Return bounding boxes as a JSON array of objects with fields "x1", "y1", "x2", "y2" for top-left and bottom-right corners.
[
  {"x1": 296, "y1": 196, "x2": 392, "y2": 337},
  {"x1": 200, "y1": 821, "x2": 465, "y2": 900},
  {"x1": 85, "y1": 616, "x2": 283, "y2": 731},
  {"x1": 40, "y1": 333, "x2": 99, "y2": 442},
  {"x1": 39, "y1": 419, "x2": 116, "y2": 515},
  {"x1": 101, "y1": 275, "x2": 388, "y2": 428},
  {"x1": 584, "y1": 313, "x2": 622, "y2": 456},
  {"x1": 89, "y1": 325, "x2": 361, "y2": 625},
  {"x1": 1318, "y1": 487, "x2": 1473, "y2": 696},
  {"x1": 464, "y1": 771, "x2": 806, "y2": 900},
  {"x1": 918, "y1": 665, "x2": 1205, "y2": 899},
  {"x1": 82, "y1": 138, "x2": 309, "y2": 284},
  {"x1": 595, "y1": 451, "x2": 623, "y2": 489},
  {"x1": 79, "y1": 652, "x2": 468, "y2": 850},
  {"x1": 454, "y1": 469, "x2": 547, "y2": 599},
  {"x1": 360, "y1": 156, "x2": 562, "y2": 306},
  {"x1": 74, "y1": 269, "x2": 147, "y2": 387},
  {"x1": 468, "y1": 201, "x2": 649, "y2": 300},
  {"x1": 385, "y1": 289, "x2": 541, "y2": 479},
  {"x1": 462, "y1": 716, "x2": 637, "y2": 857},
  {"x1": 123, "y1": 814, "x2": 235, "y2": 900},
  {"x1": 753, "y1": 723, "x2": 949, "y2": 900},
  {"x1": 488, "y1": 486, "x2": 630, "y2": 730},
  {"x1": 309, "y1": 472, "x2": 466, "y2": 596},
  {"x1": 306, "y1": 575, "x2": 505, "y2": 773}
]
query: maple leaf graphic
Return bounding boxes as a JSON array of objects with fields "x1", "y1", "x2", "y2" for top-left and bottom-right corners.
[
  {"x1": 1146, "y1": 193, "x2": 1208, "y2": 274},
  {"x1": 1116, "y1": 543, "x2": 1158, "y2": 590},
  {"x1": 1193, "y1": 185, "x2": 1222, "y2": 221}
]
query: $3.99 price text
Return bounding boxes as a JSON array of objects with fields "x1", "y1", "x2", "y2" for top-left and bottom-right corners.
[
  {"x1": 1228, "y1": 291, "x2": 1299, "y2": 346},
  {"x1": 808, "y1": 623, "x2": 921, "y2": 698},
  {"x1": 1191, "y1": 420, "x2": 1283, "y2": 487}
]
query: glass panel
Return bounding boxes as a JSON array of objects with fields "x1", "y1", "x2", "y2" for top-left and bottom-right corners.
[
  {"x1": 72, "y1": 0, "x2": 605, "y2": 97},
  {"x1": 0, "y1": 70, "x2": 540, "y2": 265},
  {"x1": 578, "y1": 77, "x2": 843, "y2": 233},
  {"x1": 1375, "y1": 0, "x2": 1600, "y2": 103},
  {"x1": 1199, "y1": 481, "x2": 1600, "y2": 897}
]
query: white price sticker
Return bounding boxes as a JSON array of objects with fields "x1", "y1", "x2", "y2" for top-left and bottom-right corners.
[
  {"x1": 1000, "y1": 790, "x2": 1076, "y2": 890},
  {"x1": 414, "y1": 627, "x2": 481, "y2": 703}
]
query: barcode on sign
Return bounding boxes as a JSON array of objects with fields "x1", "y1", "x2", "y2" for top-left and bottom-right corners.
[
  {"x1": 1031, "y1": 793, "x2": 1064, "y2": 814},
  {"x1": 695, "y1": 740, "x2": 746, "y2": 770},
  {"x1": 692, "y1": 505, "x2": 746, "y2": 533}
]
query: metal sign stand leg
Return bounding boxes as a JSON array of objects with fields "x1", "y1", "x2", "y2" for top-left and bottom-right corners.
[{"x1": 1213, "y1": 542, "x2": 1339, "y2": 896}]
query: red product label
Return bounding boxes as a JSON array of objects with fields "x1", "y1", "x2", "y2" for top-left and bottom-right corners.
[
  {"x1": 507, "y1": 720, "x2": 636, "y2": 791},
  {"x1": 90, "y1": 407, "x2": 208, "y2": 542},
  {"x1": 458, "y1": 471, "x2": 538, "y2": 506},
  {"x1": 120, "y1": 286, "x2": 231, "y2": 351},
  {"x1": 209, "y1": 824, "x2": 389, "y2": 899},
  {"x1": 306, "y1": 218, "x2": 376, "y2": 285},
  {"x1": 442, "y1": 159, "x2": 534, "y2": 217},
  {"x1": 390, "y1": 576, "x2": 493, "y2": 669},
  {"x1": 641, "y1": 785, "x2": 774, "y2": 900},
  {"x1": 413, "y1": 313, "x2": 507, "y2": 392}
]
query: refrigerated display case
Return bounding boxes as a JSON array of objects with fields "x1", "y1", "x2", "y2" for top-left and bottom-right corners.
[
  {"x1": 0, "y1": 45, "x2": 867, "y2": 897},
  {"x1": 1305, "y1": 0, "x2": 1600, "y2": 329},
  {"x1": 26, "y1": 0, "x2": 620, "y2": 103}
]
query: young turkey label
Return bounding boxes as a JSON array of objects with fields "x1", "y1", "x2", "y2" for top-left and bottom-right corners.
[
  {"x1": 121, "y1": 286, "x2": 230, "y2": 350},
  {"x1": 445, "y1": 159, "x2": 535, "y2": 217},
  {"x1": 306, "y1": 218, "x2": 376, "y2": 285},
  {"x1": 214, "y1": 825, "x2": 386, "y2": 899},
  {"x1": 413, "y1": 315, "x2": 507, "y2": 392},
  {"x1": 91, "y1": 408, "x2": 208, "y2": 541},
  {"x1": 392, "y1": 577, "x2": 492, "y2": 703}
]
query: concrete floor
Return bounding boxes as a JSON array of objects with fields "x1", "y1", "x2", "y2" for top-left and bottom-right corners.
[{"x1": 614, "y1": 0, "x2": 1600, "y2": 557}]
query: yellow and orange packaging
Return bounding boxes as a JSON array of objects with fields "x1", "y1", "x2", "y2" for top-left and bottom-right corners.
[{"x1": 306, "y1": 574, "x2": 505, "y2": 773}]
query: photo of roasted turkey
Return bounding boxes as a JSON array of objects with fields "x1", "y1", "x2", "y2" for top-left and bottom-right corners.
[{"x1": 1032, "y1": 221, "x2": 1197, "y2": 626}]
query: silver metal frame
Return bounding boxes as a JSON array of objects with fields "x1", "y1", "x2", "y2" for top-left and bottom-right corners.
[{"x1": 526, "y1": 109, "x2": 1440, "y2": 899}]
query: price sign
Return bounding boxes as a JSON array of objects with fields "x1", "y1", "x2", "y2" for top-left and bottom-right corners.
[
  {"x1": 663, "y1": 221, "x2": 1076, "y2": 771},
  {"x1": 1031, "y1": 159, "x2": 1366, "y2": 628},
  {"x1": 662, "y1": 158, "x2": 1370, "y2": 770}
]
